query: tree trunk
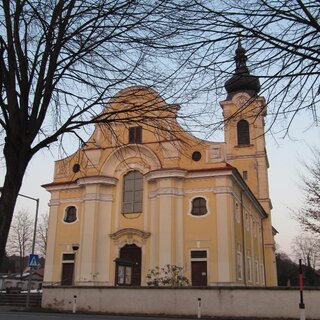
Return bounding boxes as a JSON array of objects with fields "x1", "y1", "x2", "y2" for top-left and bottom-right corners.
[{"x1": 0, "y1": 140, "x2": 31, "y2": 263}]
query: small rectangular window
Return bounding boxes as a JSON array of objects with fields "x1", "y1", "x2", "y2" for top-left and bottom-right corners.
[
  {"x1": 129, "y1": 126, "x2": 142, "y2": 144},
  {"x1": 117, "y1": 265, "x2": 132, "y2": 285},
  {"x1": 243, "y1": 170, "x2": 248, "y2": 180},
  {"x1": 191, "y1": 250, "x2": 207, "y2": 259},
  {"x1": 62, "y1": 253, "x2": 75, "y2": 261}
]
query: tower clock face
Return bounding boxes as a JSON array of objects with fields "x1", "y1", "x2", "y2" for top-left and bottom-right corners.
[{"x1": 234, "y1": 93, "x2": 250, "y2": 108}]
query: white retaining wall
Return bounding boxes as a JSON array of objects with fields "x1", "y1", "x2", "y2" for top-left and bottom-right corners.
[{"x1": 42, "y1": 286, "x2": 320, "y2": 319}]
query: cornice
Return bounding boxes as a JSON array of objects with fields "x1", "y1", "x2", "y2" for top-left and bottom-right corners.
[
  {"x1": 226, "y1": 152, "x2": 266, "y2": 161},
  {"x1": 48, "y1": 193, "x2": 114, "y2": 206},
  {"x1": 83, "y1": 193, "x2": 114, "y2": 202},
  {"x1": 110, "y1": 228, "x2": 151, "y2": 240},
  {"x1": 77, "y1": 176, "x2": 118, "y2": 186},
  {"x1": 186, "y1": 168, "x2": 232, "y2": 179},
  {"x1": 149, "y1": 187, "x2": 184, "y2": 198},
  {"x1": 44, "y1": 182, "x2": 79, "y2": 192},
  {"x1": 145, "y1": 169, "x2": 187, "y2": 181},
  {"x1": 148, "y1": 185, "x2": 233, "y2": 198},
  {"x1": 43, "y1": 175, "x2": 118, "y2": 192},
  {"x1": 185, "y1": 186, "x2": 233, "y2": 194},
  {"x1": 48, "y1": 199, "x2": 61, "y2": 207}
]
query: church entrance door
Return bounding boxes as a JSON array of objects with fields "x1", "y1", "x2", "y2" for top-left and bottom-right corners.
[
  {"x1": 119, "y1": 244, "x2": 142, "y2": 286},
  {"x1": 61, "y1": 263, "x2": 74, "y2": 285},
  {"x1": 191, "y1": 261, "x2": 207, "y2": 286}
]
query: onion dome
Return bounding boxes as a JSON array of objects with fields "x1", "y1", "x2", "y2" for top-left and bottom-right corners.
[{"x1": 224, "y1": 39, "x2": 260, "y2": 96}]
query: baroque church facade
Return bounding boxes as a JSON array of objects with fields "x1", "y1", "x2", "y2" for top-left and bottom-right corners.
[{"x1": 43, "y1": 44, "x2": 277, "y2": 287}]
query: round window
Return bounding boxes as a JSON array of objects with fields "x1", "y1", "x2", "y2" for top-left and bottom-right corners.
[
  {"x1": 72, "y1": 163, "x2": 80, "y2": 173},
  {"x1": 192, "y1": 151, "x2": 201, "y2": 161}
]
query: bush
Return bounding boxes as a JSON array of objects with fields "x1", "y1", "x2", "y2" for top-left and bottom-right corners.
[{"x1": 146, "y1": 264, "x2": 189, "y2": 287}]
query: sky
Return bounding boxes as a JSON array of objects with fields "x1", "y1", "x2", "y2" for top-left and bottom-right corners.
[
  {"x1": 267, "y1": 120, "x2": 320, "y2": 256},
  {"x1": 0, "y1": 109, "x2": 319, "y2": 260}
]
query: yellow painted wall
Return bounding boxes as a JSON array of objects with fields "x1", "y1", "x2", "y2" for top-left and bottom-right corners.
[{"x1": 44, "y1": 86, "x2": 276, "y2": 287}]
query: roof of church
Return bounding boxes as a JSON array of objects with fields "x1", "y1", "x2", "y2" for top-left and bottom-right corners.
[{"x1": 224, "y1": 39, "x2": 260, "y2": 96}]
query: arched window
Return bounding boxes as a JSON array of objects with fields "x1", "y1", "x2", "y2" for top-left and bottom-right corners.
[
  {"x1": 237, "y1": 119, "x2": 250, "y2": 145},
  {"x1": 191, "y1": 197, "x2": 207, "y2": 216},
  {"x1": 64, "y1": 206, "x2": 77, "y2": 223},
  {"x1": 123, "y1": 171, "x2": 143, "y2": 213}
]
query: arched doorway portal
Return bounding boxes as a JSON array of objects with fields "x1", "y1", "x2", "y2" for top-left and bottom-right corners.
[{"x1": 116, "y1": 244, "x2": 142, "y2": 286}]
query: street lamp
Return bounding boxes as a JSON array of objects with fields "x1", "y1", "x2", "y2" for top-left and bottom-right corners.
[{"x1": 0, "y1": 187, "x2": 39, "y2": 308}]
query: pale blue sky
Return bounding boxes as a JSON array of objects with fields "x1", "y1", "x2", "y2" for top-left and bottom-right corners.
[
  {"x1": 267, "y1": 122, "x2": 320, "y2": 255},
  {"x1": 1, "y1": 113, "x2": 319, "y2": 259}
]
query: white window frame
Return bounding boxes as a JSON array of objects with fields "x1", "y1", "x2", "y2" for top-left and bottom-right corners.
[
  {"x1": 122, "y1": 170, "x2": 143, "y2": 214},
  {"x1": 255, "y1": 259, "x2": 259, "y2": 284},
  {"x1": 235, "y1": 201, "x2": 241, "y2": 223},
  {"x1": 188, "y1": 196, "x2": 210, "y2": 218},
  {"x1": 247, "y1": 253, "x2": 252, "y2": 283},
  {"x1": 62, "y1": 205, "x2": 78, "y2": 224},
  {"x1": 236, "y1": 243, "x2": 243, "y2": 280}
]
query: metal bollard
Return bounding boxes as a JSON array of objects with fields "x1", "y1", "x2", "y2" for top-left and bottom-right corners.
[
  {"x1": 72, "y1": 295, "x2": 77, "y2": 314},
  {"x1": 300, "y1": 308, "x2": 306, "y2": 320},
  {"x1": 197, "y1": 298, "x2": 202, "y2": 319}
]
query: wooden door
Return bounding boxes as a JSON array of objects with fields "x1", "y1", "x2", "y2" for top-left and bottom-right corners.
[
  {"x1": 61, "y1": 263, "x2": 74, "y2": 285},
  {"x1": 191, "y1": 261, "x2": 207, "y2": 286},
  {"x1": 120, "y1": 244, "x2": 141, "y2": 285}
]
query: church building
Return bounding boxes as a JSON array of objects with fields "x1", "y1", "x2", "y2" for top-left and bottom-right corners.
[{"x1": 43, "y1": 43, "x2": 277, "y2": 287}]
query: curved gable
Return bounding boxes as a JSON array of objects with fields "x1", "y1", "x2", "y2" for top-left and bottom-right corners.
[
  {"x1": 104, "y1": 86, "x2": 168, "y2": 113},
  {"x1": 101, "y1": 144, "x2": 161, "y2": 177}
]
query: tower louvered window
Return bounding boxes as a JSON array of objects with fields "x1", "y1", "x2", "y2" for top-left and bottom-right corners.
[{"x1": 237, "y1": 119, "x2": 250, "y2": 145}]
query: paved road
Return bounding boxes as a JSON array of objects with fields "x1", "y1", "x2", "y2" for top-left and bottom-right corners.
[{"x1": 0, "y1": 307, "x2": 193, "y2": 320}]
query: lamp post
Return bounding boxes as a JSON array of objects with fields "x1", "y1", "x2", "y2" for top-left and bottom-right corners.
[{"x1": 0, "y1": 187, "x2": 39, "y2": 308}]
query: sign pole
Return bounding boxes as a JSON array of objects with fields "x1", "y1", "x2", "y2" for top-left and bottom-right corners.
[
  {"x1": 299, "y1": 259, "x2": 305, "y2": 320},
  {"x1": 26, "y1": 198, "x2": 40, "y2": 309}
]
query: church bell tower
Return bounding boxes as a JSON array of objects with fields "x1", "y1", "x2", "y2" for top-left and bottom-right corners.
[{"x1": 220, "y1": 40, "x2": 277, "y2": 286}]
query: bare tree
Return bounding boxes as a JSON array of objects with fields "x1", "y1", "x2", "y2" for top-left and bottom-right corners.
[
  {"x1": 291, "y1": 234, "x2": 320, "y2": 269},
  {"x1": 6, "y1": 209, "x2": 33, "y2": 277},
  {"x1": 295, "y1": 147, "x2": 320, "y2": 234},
  {"x1": 2, "y1": 0, "x2": 319, "y2": 264},
  {"x1": 170, "y1": 0, "x2": 320, "y2": 134},
  {"x1": 37, "y1": 212, "x2": 49, "y2": 258},
  {"x1": 0, "y1": 0, "x2": 198, "y2": 262}
]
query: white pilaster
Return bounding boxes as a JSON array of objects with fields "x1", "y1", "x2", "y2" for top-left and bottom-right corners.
[
  {"x1": 94, "y1": 193, "x2": 113, "y2": 284},
  {"x1": 159, "y1": 194, "x2": 172, "y2": 266},
  {"x1": 78, "y1": 187, "x2": 98, "y2": 285},
  {"x1": 216, "y1": 184, "x2": 231, "y2": 283},
  {"x1": 150, "y1": 196, "x2": 157, "y2": 269},
  {"x1": 43, "y1": 198, "x2": 59, "y2": 283},
  {"x1": 175, "y1": 192, "x2": 184, "y2": 267}
]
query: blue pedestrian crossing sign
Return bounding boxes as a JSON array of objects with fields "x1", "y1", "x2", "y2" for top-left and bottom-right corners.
[{"x1": 28, "y1": 254, "x2": 39, "y2": 268}]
